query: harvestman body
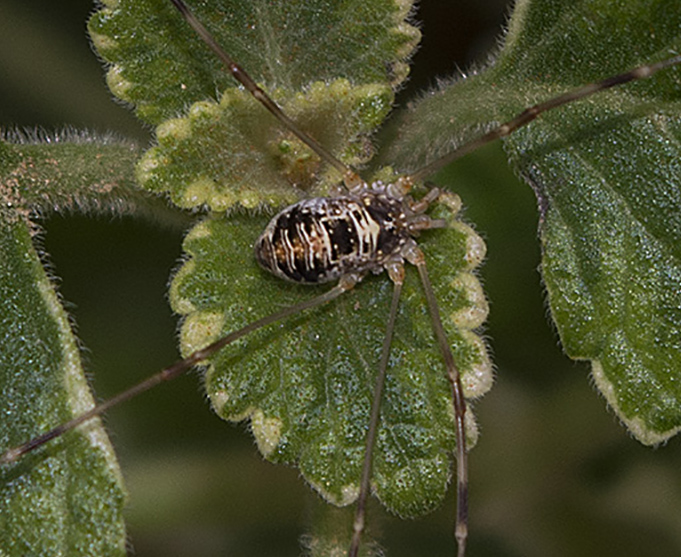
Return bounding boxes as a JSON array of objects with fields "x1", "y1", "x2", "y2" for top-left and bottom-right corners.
[
  {"x1": 2, "y1": 1, "x2": 681, "y2": 556},
  {"x1": 255, "y1": 184, "x2": 446, "y2": 284}
]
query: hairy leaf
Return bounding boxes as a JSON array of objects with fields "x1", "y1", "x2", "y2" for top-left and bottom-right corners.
[
  {"x1": 386, "y1": 0, "x2": 681, "y2": 444},
  {"x1": 171, "y1": 192, "x2": 490, "y2": 516},
  {"x1": 0, "y1": 217, "x2": 127, "y2": 555}
]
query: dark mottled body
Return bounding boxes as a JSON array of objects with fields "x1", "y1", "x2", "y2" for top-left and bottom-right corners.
[{"x1": 255, "y1": 189, "x2": 410, "y2": 283}]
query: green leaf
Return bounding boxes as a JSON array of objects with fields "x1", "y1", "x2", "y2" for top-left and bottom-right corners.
[
  {"x1": 90, "y1": 0, "x2": 415, "y2": 212},
  {"x1": 89, "y1": 0, "x2": 419, "y2": 125},
  {"x1": 171, "y1": 190, "x2": 490, "y2": 517},
  {"x1": 0, "y1": 216, "x2": 127, "y2": 555},
  {"x1": 386, "y1": 0, "x2": 681, "y2": 445}
]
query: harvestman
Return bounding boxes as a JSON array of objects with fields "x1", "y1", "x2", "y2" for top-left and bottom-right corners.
[{"x1": 2, "y1": 1, "x2": 681, "y2": 555}]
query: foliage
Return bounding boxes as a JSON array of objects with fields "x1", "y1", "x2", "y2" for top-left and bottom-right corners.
[{"x1": 0, "y1": 0, "x2": 680, "y2": 555}]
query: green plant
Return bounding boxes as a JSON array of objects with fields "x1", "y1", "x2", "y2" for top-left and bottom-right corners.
[{"x1": 1, "y1": 0, "x2": 680, "y2": 556}]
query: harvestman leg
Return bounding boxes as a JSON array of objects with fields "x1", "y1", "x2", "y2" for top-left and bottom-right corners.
[
  {"x1": 0, "y1": 277, "x2": 358, "y2": 465},
  {"x1": 414, "y1": 251, "x2": 469, "y2": 556},
  {"x1": 409, "y1": 55, "x2": 681, "y2": 182},
  {"x1": 350, "y1": 189, "x2": 469, "y2": 557},
  {"x1": 349, "y1": 265, "x2": 404, "y2": 557}
]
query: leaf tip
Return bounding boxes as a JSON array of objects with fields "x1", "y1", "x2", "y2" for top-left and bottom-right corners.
[{"x1": 252, "y1": 410, "x2": 284, "y2": 457}]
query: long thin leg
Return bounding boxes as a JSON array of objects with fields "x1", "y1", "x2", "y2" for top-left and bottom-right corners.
[
  {"x1": 348, "y1": 266, "x2": 405, "y2": 557},
  {"x1": 408, "y1": 54, "x2": 681, "y2": 183},
  {"x1": 0, "y1": 276, "x2": 357, "y2": 465},
  {"x1": 168, "y1": 0, "x2": 361, "y2": 190},
  {"x1": 407, "y1": 248, "x2": 468, "y2": 557}
]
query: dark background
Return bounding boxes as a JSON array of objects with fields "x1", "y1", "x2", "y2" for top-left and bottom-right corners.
[{"x1": 2, "y1": 1, "x2": 681, "y2": 556}]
